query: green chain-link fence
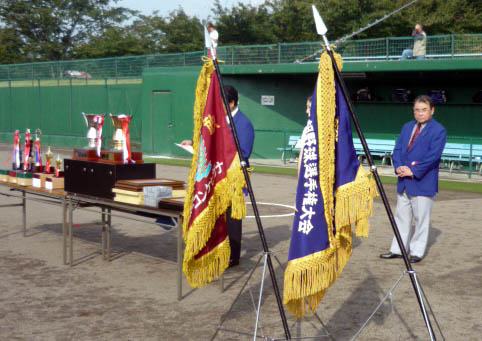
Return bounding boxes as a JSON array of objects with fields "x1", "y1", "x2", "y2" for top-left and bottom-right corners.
[{"x1": 0, "y1": 34, "x2": 481, "y2": 81}]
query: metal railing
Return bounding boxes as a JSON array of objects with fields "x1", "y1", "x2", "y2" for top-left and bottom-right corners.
[{"x1": 0, "y1": 34, "x2": 481, "y2": 82}]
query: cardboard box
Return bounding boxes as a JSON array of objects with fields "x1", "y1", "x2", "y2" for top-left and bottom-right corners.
[{"x1": 45, "y1": 176, "x2": 64, "y2": 191}]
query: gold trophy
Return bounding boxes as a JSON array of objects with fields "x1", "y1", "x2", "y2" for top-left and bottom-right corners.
[
  {"x1": 55, "y1": 154, "x2": 62, "y2": 177},
  {"x1": 45, "y1": 154, "x2": 64, "y2": 191},
  {"x1": 73, "y1": 113, "x2": 105, "y2": 161},
  {"x1": 99, "y1": 114, "x2": 142, "y2": 164},
  {"x1": 45, "y1": 146, "x2": 53, "y2": 173}
]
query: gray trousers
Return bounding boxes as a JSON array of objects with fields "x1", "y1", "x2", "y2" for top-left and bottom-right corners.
[{"x1": 389, "y1": 191, "x2": 434, "y2": 258}]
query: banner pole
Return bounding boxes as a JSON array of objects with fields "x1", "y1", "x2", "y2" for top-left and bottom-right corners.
[
  {"x1": 211, "y1": 58, "x2": 292, "y2": 340},
  {"x1": 324, "y1": 48, "x2": 436, "y2": 341}
]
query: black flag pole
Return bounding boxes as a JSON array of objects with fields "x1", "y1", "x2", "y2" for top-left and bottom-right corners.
[
  {"x1": 205, "y1": 29, "x2": 292, "y2": 340},
  {"x1": 311, "y1": 6, "x2": 437, "y2": 340}
]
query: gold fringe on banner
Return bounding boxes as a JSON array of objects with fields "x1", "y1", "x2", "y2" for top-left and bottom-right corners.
[
  {"x1": 283, "y1": 50, "x2": 376, "y2": 317},
  {"x1": 335, "y1": 166, "x2": 378, "y2": 238},
  {"x1": 182, "y1": 59, "x2": 246, "y2": 288}
]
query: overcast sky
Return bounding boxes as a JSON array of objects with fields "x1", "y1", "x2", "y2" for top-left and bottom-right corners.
[{"x1": 117, "y1": 0, "x2": 265, "y2": 20}]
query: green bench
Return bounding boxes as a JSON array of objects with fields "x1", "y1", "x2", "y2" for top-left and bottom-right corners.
[
  {"x1": 441, "y1": 143, "x2": 482, "y2": 173},
  {"x1": 353, "y1": 138, "x2": 395, "y2": 165},
  {"x1": 277, "y1": 135, "x2": 301, "y2": 164}
]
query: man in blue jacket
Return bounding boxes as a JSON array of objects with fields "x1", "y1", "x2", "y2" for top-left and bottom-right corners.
[
  {"x1": 380, "y1": 95, "x2": 446, "y2": 263},
  {"x1": 182, "y1": 85, "x2": 254, "y2": 267}
]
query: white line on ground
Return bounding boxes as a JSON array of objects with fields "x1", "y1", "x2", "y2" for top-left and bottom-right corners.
[{"x1": 245, "y1": 201, "x2": 295, "y2": 219}]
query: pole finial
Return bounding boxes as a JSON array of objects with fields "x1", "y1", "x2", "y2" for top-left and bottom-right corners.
[{"x1": 312, "y1": 5, "x2": 331, "y2": 50}]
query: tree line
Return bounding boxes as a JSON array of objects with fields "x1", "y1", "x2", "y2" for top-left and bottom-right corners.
[{"x1": 0, "y1": 0, "x2": 480, "y2": 64}]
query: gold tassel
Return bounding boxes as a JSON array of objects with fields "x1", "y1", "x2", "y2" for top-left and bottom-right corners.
[
  {"x1": 183, "y1": 238, "x2": 231, "y2": 288},
  {"x1": 283, "y1": 248, "x2": 337, "y2": 318},
  {"x1": 182, "y1": 158, "x2": 246, "y2": 287},
  {"x1": 335, "y1": 165, "x2": 378, "y2": 238}
]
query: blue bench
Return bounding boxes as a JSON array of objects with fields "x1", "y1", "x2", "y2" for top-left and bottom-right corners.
[
  {"x1": 353, "y1": 138, "x2": 395, "y2": 165},
  {"x1": 277, "y1": 135, "x2": 301, "y2": 164},
  {"x1": 441, "y1": 143, "x2": 482, "y2": 173}
]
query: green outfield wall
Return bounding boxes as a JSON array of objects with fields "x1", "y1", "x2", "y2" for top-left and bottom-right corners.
[
  {"x1": 0, "y1": 59, "x2": 481, "y2": 159},
  {"x1": 0, "y1": 79, "x2": 143, "y2": 149},
  {"x1": 141, "y1": 59, "x2": 482, "y2": 158}
]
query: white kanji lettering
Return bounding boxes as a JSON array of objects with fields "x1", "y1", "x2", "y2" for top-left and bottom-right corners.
[
  {"x1": 304, "y1": 178, "x2": 318, "y2": 191},
  {"x1": 302, "y1": 191, "x2": 318, "y2": 206},
  {"x1": 298, "y1": 219, "x2": 314, "y2": 235},
  {"x1": 304, "y1": 163, "x2": 317, "y2": 179},
  {"x1": 304, "y1": 132, "x2": 316, "y2": 147},
  {"x1": 305, "y1": 120, "x2": 314, "y2": 133},
  {"x1": 300, "y1": 205, "x2": 316, "y2": 221},
  {"x1": 303, "y1": 146, "x2": 317, "y2": 163}
]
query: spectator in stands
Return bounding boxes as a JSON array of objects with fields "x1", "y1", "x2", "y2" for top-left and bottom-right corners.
[
  {"x1": 207, "y1": 22, "x2": 218, "y2": 55},
  {"x1": 401, "y1": 24, "x2": 427, "y2": 60},
  {"x1": 380, "y1": 95, "x2": 446, "y2": 263}
]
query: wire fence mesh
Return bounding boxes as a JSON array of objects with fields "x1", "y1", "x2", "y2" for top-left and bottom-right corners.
[{"x1": 0, "y1": 34, "x2": 480, "y2": 82}]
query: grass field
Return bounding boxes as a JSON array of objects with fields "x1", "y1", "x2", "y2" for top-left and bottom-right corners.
[{"x1": 144, "y1": 156, "x2": 482, "y2": 194}]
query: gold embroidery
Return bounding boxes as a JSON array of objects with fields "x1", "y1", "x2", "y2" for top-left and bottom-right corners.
[{"x1": 203, "y1": 114, "x2": 220, "y2": 135}]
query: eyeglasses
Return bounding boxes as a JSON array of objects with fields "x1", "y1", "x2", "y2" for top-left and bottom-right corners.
[{"x1": 414, "y1": 108, "x2": 430, "y2": 113}]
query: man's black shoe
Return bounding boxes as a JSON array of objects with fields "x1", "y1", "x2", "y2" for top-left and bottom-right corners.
[
  {"x1": 380, "y1": 252, "x2": 403, "y2": 259},
  {"x1": 409, "y1": 256, "x2": 423, "y2": 263},
  {"x1": 228, "y1": 259, "x2": 239, "y2": 268}
]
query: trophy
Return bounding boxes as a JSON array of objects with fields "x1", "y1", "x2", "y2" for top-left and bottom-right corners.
[
  {"x1": 45, "y1": 146, "x2": 54, "y2": 173},
  {"x1": 55, "y1": 154, "x2": 62, "y2": 177},
  {"x1": 100, "y1": 114, "x2": 142, "y2": 164},
  {"x1": 44, "y1": 154, "x2": 64, "y2": 191},
  {"x1": 11, "y1": 130, "x2": 22, "y2": 170},
  {"x1": 32, "y1": 128, "x2": 43, "y2": 173},
  {"x1": 32, "y1": 144, "x2": 53, "y2": 188},
  {"x1": 73, "y1": 113, "x2": 105, "y2": 161},
  {"x1": 23, "y1": 128, "x2": 33, "y2": 171}
]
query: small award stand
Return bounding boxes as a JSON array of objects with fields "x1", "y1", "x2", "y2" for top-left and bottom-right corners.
[
  {"x1": 72, "y1": 148, "x2": 99, "y2": 162},
  {"x1": 33, "y1": 146, "x2": 55, "y2": 188}
]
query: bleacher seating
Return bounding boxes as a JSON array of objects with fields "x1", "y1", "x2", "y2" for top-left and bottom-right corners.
[
  {"x1": 441, "y1": 142, "x2": 482, "y2": 173},
  {"x1": 353, "y1": 138, "x2": 395, "y2": 165},
  {"x1": 277, "y1": 135, "x2": 301, "y2": 163},
  {"x1": 278, "y1": 136, "x2": 482, "y2": 175}
]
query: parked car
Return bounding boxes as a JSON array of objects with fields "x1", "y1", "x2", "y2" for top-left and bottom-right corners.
[{"x1": 64, "y1": 70, "x2": 92, "y2": 79}]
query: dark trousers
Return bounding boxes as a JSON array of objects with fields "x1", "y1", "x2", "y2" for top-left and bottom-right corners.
[{"x1": 226, "y1": 207, "x2": 242, "y2": 262}]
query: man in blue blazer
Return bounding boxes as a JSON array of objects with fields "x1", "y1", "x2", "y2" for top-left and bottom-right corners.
[
  {"x1": 380, "y1": 95, "x2": 446, "y2": 263},
  {"x1": 222, "y1": 85, "x2": 254, "y2": 267},
  {"x1": 181, "y1": 85, "x2": 254, "y2": 267}
]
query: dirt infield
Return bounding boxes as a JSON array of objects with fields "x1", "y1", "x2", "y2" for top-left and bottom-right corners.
[{"x1": 0, "y1": 162, "x2": 481, "y2": 340}]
